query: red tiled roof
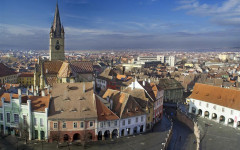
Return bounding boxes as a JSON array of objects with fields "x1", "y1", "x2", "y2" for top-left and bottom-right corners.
[
  {"x1": 70, "y1": 61, "x2": 93, "y2": 73},
  {"x1": 28, "y1": 95, "x2": 50, "y2": 112},
  {"x1": 18, "y1": 72, "x2": 34, "y2": 77},
  {"x1": 0, "y1": 63, "x2": 17, "y2": 77},
  {"x1": 189, "y1": 83, "x2": 240, "y2": 111},
  {"x1": 95, "y1": 96, "x2": 119, "y2": 121},
  {"x1": 0, "y1": 93, "x2": 28, "y2": 107}
]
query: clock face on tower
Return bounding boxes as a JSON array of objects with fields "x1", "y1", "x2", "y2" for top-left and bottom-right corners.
[{"x1": 55, "y1": 40, "x2": 60, "y2": 50}]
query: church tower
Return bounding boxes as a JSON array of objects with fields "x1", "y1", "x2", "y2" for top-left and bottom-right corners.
[{"x1": 49, "y1": 2, "x2": 65, "y2": 61}]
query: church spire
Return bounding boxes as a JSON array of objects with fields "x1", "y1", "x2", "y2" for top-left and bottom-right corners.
[{"x1": 51, "y1": 1, "x2": 63, "y2": 37}]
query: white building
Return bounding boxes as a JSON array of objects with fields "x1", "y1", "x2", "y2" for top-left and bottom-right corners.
[
  {"x1": 187, "y1": 83, "x2": 240, "y2": 128},
  {"x1": 168, "y1": 56, "x2": 175, "y2": 67}
]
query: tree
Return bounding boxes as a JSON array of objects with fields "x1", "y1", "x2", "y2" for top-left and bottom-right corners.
[
  {"x1": 19, "y1": 123, "x2": 29, "y2": 144},
  {"x1": 51, "y1": 131, "x2": 61, "y2": 149}
]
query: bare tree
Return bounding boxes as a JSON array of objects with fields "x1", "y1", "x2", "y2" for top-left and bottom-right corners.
[
  {"x1": 19, "y1": 123, "x2": 29, "y2": 144},
  {"x1": 50, "y1": 121, "x2": 61, "y2": 149}
]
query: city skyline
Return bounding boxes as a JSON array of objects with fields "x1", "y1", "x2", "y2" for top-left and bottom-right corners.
[{"x1": 1, "y1": 0, "x2": 240, "y2": 50}]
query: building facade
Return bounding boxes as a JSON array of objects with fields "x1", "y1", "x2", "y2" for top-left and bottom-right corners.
[
  {"x1": 0, "y1": 90, "x2": 50, "y2": 140},
  {"x1": 187, "y1": 83, "x2": 240, "y2": 128}
]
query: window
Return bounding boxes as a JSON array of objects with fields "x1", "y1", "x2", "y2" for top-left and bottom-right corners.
[
  {"x1": 114, "y1": 121, "x2": 117, "y2": 126},
  {"x1": 231, "y1": 110, "x2": 234, "y2": 115},
  {"x1": 108, "y1": 121, "x2": 110, "y2": 127},
  {"x1": 136, "y1": 117, "x2": 138, "y2": 123},
  {"x1": 90, "y1": 121, "x2": 93, "y2": 127},
  {"x1": 0, "y1": 113, "x2": 3, "y2": 121},
  {"x1": 23, "y1": 115, "x2": 27, "y2": 125},
  {"x1": 63, "y1": 122, "x2": 66, "y2": 128},
  {"x1": 122, "y1": 120, "x2": 125, "y2": 126},
  {"x1": 141, "y1": 116, "x2": 144, "y2": 122},
  {"x1": 206, "y1": 103, "x2": 209, "y2": 108},
  {"x1": 13, "y1": 114, "x2": 19, "y2": 123},
  {"x1": 7, "y1": 113, "x2": 10, "y2": 123},
  {"x1": 199, "y1": 102, "x2": 201, "y2": 106},
  {"x1": 34, "y1": 118, "x2": 37, "y2": 126},
  {"x1": 100, "y1": 122, "x2": 103, "y2": 128},
  {"x1": 54, "y1": 122, "x2": 58, "y2": 128},
  {"x1": 213, "y1": 105, "x2": 216, "y2": 110},
  {"x1": 40, "y1": 118, "x2": 44, "y2": 127},
  {"x1": 80, "y1": 122, "x2": 84, "y2": 128},
  {"x1": 222, "y1": 107, "x2": 225, "y2": 112},
  {"x1": 128, "y1": 119, "x2": 131, "y2": 125},
  {"x1": 73, "y1": 122, "x2": 77, "y2": 128}
]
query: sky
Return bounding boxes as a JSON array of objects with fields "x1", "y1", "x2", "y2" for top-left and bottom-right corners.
[{"x1": 0, "y1": 0, "x2": 240, "y2": 50}]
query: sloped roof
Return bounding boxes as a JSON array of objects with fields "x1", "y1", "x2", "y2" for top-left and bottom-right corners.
[
  {"x1": 70, "y1": 61, "x2": 93, "y2": 73},
  {"x1": 48, "y1": 82, "x2": 97, "y2": 120},
  {"x1": 189, "y1": 83, "x2": 240, "y2": 111},
  {"x1": 18, "y1": 72, "x2": 34, "y2": 78},
  {"x1": 28, "y1": 95, "x2": 50, "y2": 112},
  {"x1": 102, "y1": 89, "x2": 145, "y2": 118},
  {"x1": 0, "y1": 63, "x2": 17, "y2": 77},
  {"x1": 43, "y1": 60, "x2": 63, "y2": 74},
  {"x1": 0, "y1": 93, "x2": 28, "y2": 107},
  {"x1": 58, "y1": 62, "x2": 72, "y2": 78},
  {"x1": 0, "y1": 93, "x2": 49, "y2": 112},
  {"x1": 95, "y1": 96, "x2": 119, "y2": 121}
]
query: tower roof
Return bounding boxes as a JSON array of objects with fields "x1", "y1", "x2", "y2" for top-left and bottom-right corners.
[{"x1": 51, "y1": 1, "x2": 63, "y2": 37}]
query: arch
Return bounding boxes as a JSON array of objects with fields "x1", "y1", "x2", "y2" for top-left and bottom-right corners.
[
  {"x1": 104, "y1": 130, "x2": 110, "y2": 140},
  {"x1": 198, "y1": 109, "x2": 202, "y2": 116},
  {"x1": 219, "y1": 115, "x2": 225, "y2": 124},
  {"x1": 127, "y1": 128, "x2": 131, "y2": 135},
  {"x1": 140, "y1": 125, "x2": 144, "y2": 133},
  {"x1": 121, "y1": 129, "x2": 125, "y2": 137},
  {"x1": 228, "y1": 118, "x2": 234, "y2": 126},
  {"x1": 87, "y1": 132, "x2": 93, "y2": 140},
  {"x1": 63, "y1": 134, "x2": 69, "y2": 142},
  {"x1": 98, "y1": 131, "x2": 102, "y2": 141},
  {"x1": 204, "y1": 111, "x2": 209, "y2": 118},
  {"x1": 73, "y1": 133, "x2": 81, "y2": 142},
  {"x1": 112, "y1": 129, "x2": 118, "y2": 139},
  {"x1": 212, "y1": 113, "x2": 217, "y2": 120},
  {"x1": 237, "y1": 121, "x2": 240, "y2": 128},
  {"x1": 133, "y1": 127, "x2": 138, "y2": 134},
  {"x1": 191, "y1": 107, "x2": 196, "y2": 114}
]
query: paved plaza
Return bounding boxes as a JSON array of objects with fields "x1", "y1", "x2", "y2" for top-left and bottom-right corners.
[{"x1": 197, "y1": 117, "x2": 240, "y2": 150}]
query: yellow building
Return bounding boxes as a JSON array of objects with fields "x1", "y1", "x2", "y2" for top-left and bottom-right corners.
[
  {"x1": 184, "y1": 63, "x2": 194, "y2": 68},
  {"x1": 18, "y1": 72, "x2": 34, "y2": 87}
]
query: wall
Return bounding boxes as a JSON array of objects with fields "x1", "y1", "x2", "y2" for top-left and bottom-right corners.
[{"x1": 176, "y1": 109, "x2": 201, "y2": 150}]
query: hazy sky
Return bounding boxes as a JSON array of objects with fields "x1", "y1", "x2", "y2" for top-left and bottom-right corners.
[{"x1": 0, "y1": 0, "x2": 240, "y2": 50}]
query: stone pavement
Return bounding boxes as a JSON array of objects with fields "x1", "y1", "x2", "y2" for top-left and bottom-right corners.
[
  {"x1": 0, "y1": 115, "x2": 171, "y2": 150},
  {"x1": 197, "y1": 117, "x2": 240, "y2": 150}
]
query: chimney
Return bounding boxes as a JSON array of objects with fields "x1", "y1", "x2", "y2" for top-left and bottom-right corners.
[
  {"x1": 36, "y1": 86, "x2": 39, "y2": 93},
  {"x1": 26, "y1": 87, "x2": 29, "y2": 95},
  {"x1": 31, "y1": 85, "x2": 34, "y2": 93},
  {"x1": 83, "y1": 82, "x2": 85, "y2": 93},
  {"x1": 110, "y1": 99, "x2": 113, "y2": 110},
  {"x1": 18, "y1": 88, "x2": 22, "y2": 96},
  {"x1": 41, "y1": 90, "x2": 46, "y2": 96},
  {"x1": 47, "y1": 85, "x2": 50, "y2": 95},
  {"x1": 34, "y1": 90, "x2": 37, "y2": 96}
]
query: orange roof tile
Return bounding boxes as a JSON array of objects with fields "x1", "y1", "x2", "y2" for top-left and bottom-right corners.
[
  {"x1": 189, "y1": 83, "x2": 240, "y2": 111},
  {"x1": 95, "y1": 97, "x2": 119, "y2": 121}
]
